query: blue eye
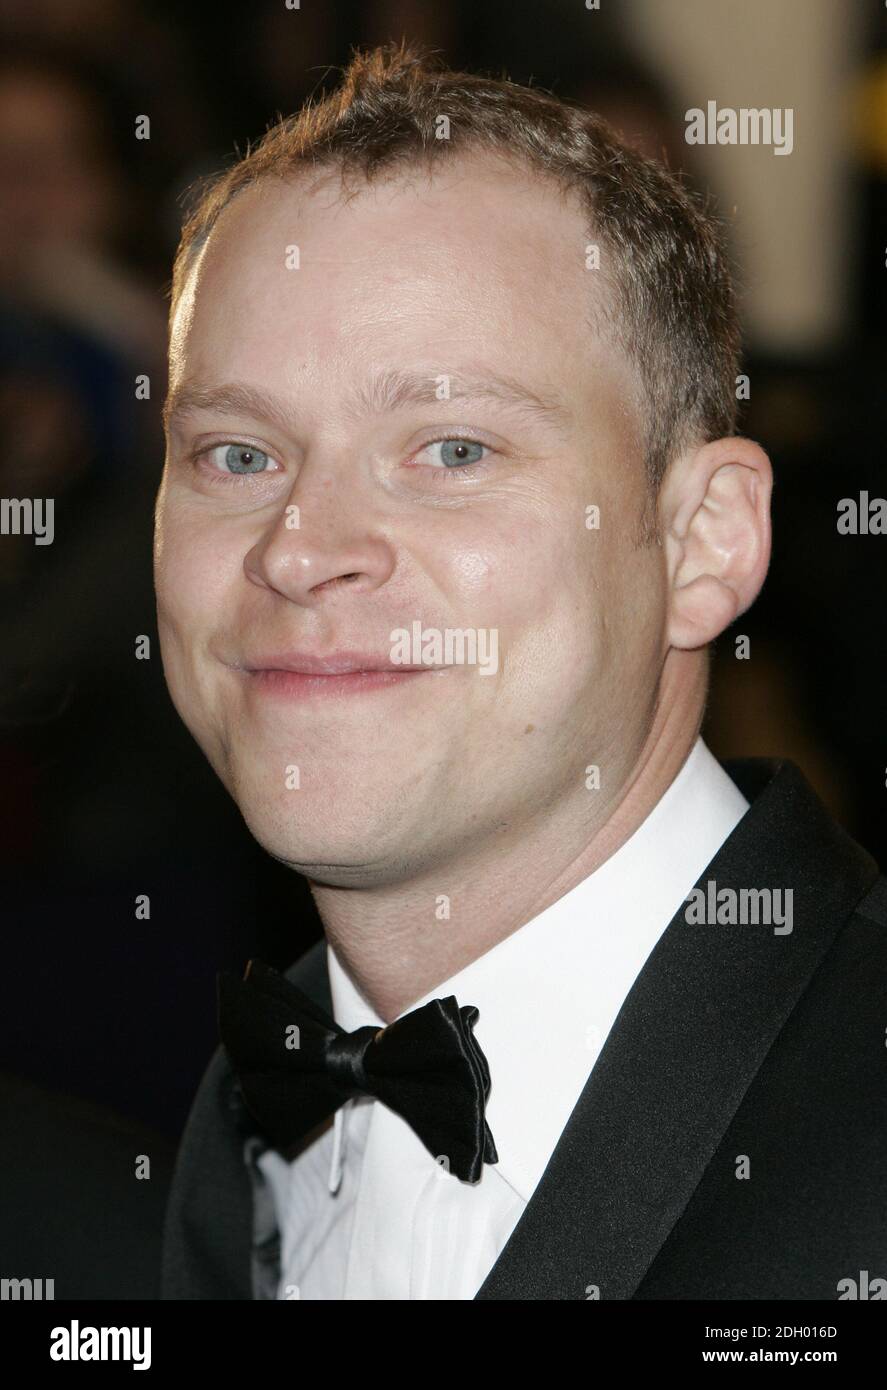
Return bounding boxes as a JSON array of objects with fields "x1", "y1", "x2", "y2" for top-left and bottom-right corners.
[
  {"x1": 214, "y1": 444, "x2": 271, "y2": 474},
  {"x1": 427, "y1": 439, "x2": 489, "y2": 468}
]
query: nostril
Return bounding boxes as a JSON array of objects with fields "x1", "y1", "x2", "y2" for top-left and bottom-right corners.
[{"x1": 311, "y1": 572, "x2": 364, "y2": 595}]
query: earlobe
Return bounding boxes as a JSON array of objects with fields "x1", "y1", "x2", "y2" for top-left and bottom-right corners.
[{"x1": 662, "y1": 437, "x2": 773, "y2": 651}]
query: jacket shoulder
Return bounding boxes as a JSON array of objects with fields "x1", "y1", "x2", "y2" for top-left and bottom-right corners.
[{"x1": 854, "y1": 874, "x2": 887, "y2": 929}]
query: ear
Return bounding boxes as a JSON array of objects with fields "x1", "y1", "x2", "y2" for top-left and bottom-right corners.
[{"x1": 660, "y1": 436, "x2": 772, "y2": 650}]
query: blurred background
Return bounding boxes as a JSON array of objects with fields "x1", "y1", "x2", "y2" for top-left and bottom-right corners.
[{"x1": 1, "y1": 0, "x2": 885, "y2": 1168}]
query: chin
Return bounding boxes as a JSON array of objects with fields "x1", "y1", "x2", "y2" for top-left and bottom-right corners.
[{"x1": 233, "y1": 793, "x2": 421, "y2": 885}]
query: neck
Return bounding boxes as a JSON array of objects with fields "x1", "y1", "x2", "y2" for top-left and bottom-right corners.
[{"x1": 310, "y1": 649, "x2": 708, "y2": 1021}]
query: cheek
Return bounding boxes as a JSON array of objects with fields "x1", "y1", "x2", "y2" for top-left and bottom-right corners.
[
  {"x1": 155, "y1": 534, "x2": 229, "y2": 687},
  {"x1": 435, "y1": 528, "x2": 602, "y2": 692},
  {"x1": 436, "y1": 537, "x2": 537, "y2": 641},
  {"x1": 155, "y1": 535, "x2": 236, "y2": 748},
  {"x1": 156, "y1": 505, "x2": 240, "y2": 629},
  {"x1": 511, "y1": 529, "x2": 622, "y2": 693}
]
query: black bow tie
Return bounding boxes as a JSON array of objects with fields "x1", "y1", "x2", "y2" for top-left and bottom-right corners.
[{"x1": 217, "y1": 959, "x2": 499, "y2": 1183}]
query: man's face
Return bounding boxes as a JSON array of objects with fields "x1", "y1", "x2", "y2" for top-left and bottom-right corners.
[{"x1": 154, "y1": 153, "x2": 669, "y2": 886}]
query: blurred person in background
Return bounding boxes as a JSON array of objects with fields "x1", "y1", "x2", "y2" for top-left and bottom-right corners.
[{"x1": 0, "y1": 31, "x2": 313, "y2": 1167}]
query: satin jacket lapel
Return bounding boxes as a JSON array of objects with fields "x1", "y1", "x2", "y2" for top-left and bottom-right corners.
[{"x1": 474, "y1": 758, "x2": 879, "y2": 1299}]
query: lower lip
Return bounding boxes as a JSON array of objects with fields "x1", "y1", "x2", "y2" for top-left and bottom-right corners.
[{"x1": 245, "y1": 668, "x2": 439, "y2": 699}]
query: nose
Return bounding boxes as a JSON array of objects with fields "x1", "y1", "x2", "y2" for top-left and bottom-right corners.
[{"x1": 243, "y1": 467, "x2": 397, "y2": 605}]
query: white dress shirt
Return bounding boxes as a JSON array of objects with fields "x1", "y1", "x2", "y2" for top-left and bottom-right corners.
[{"x1": 256, "y1": 736, "x2": 749, "y2": 1300}]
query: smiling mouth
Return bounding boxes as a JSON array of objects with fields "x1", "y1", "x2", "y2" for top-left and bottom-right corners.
[
  {"x1": 243, "y1": 666, "x2": 447, "y2": 699},
  {"x1": 230, "y1": 645, "x2": 454, "y2": 699}
]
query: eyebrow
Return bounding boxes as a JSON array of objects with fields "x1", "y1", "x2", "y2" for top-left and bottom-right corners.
[{"x1": 162, "y1": 367, "x2": 573, "y2": 435}]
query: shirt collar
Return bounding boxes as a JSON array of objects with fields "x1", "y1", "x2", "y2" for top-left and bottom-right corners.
[{"x1": 327, "y1": 736, "x2": 749, "y2": 1202}]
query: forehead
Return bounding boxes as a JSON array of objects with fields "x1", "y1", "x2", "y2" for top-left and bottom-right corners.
[{"x1": 170, "y1": 153, "x2": 629, "y2": 416}]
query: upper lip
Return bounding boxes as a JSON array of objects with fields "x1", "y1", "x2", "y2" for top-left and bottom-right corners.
[{"x1": 241, "y1": 651, "x2": 437, "y2": 675}]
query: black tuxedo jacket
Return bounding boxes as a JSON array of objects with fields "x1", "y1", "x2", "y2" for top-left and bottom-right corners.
[{"x1": 161, "y1": 758, "x2": 887, "y2": 1300}]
